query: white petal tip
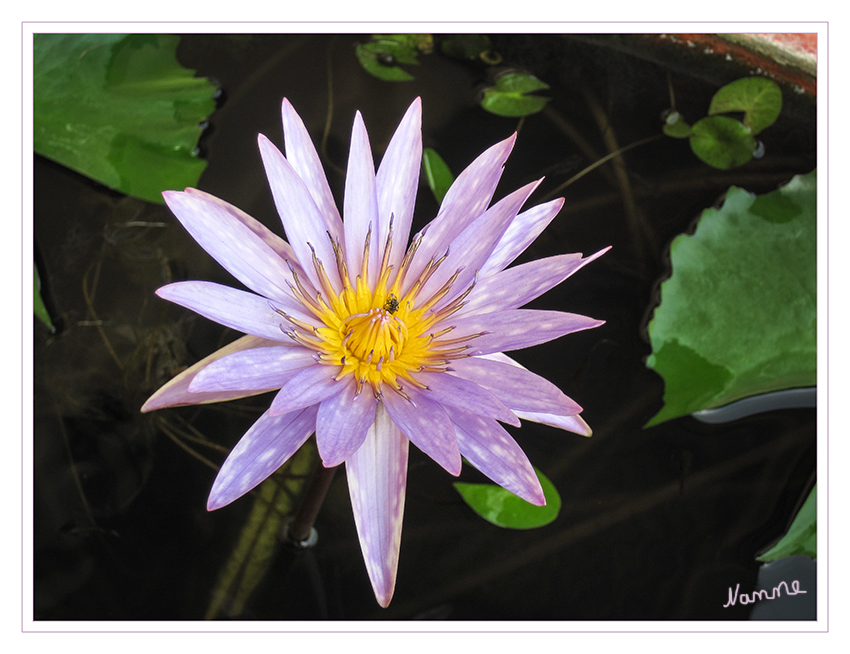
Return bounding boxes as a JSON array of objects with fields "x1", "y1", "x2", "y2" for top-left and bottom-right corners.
[
  {"x1": 257, "y1": 133, "x2": 273, "y2": 148},
  {"x1": 207, "y1": 486, "x2": 239, "y2": 511},
  {"x1": 373, "y1": 584, "x2": 396, "y2": 608}
]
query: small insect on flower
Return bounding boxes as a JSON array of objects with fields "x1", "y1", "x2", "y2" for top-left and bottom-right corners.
[
  {"x1": 383, "y1": 293, "x2": 400, "y2": 314},
  {"x1": 141, "y1": 96, "x2": 608, "y2": 608}
]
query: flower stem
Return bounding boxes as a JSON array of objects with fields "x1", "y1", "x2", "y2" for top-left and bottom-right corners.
[{"x1": 286, "y1": 462, "x2": 339, "y2": 546}]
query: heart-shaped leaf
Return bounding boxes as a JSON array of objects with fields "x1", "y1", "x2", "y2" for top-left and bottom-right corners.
[
  {"x1": 480, "y1": 71, "x2": 550, "y2": 117},
  {"x1": 708, "y1": 77, "x2": 782, "y2": 135},
  {"x1": 662, "y1": 110, "x2": 693, "y2": 139},
  {"x1": 355, "y1": 34, "x2": 432, "y2": 82},
  {"x1": 689, "y1": 115, "x2": 757, "y2": 169}
]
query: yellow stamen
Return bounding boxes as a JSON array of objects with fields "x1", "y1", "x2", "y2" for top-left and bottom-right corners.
[{"x1": 287, "y1": 232, "x2": 468, "y2": 396}]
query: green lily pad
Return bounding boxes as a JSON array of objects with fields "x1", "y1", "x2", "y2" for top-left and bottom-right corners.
[
  {"x1": 34, "y1": 33, "x2": 216, "y2": 204},
  {"x1": 454, "y1": 467, "x2": 561, "y2": 529},
  {"x1": 480, "y1": 71, "x2": 550, "y2": 117},
  {"x1": 33, "y1": 262, "x2": 54, "y2": 332},
  {"x1": 758, "y1": 484, "x2": 816, "y2": 562},
  {"x1": 422, "y1": 148, "x2": 454, "y2": 204},
  {"x1": 662, "y1": 110, "x2": 693, "y2": 139},
  {"x1": 709, "y1": 77, "x2": 782, "y2": 135},
  {"x1": 689, "y1": 115, "x2": 758, "y2": 169},
  {"x1": 354, "y1": 34, "x2": 432, "y2": 82},
  {"x1": 645, "y1": 170, "x2": 816, "y2": 427}
]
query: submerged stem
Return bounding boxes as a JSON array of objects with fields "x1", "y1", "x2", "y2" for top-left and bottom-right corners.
[{"x1": 285, "y1": 461, "x2": 339, "y2": 546}]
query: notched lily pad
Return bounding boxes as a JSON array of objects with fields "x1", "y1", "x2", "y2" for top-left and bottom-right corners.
[
  {"x1": 662, "y1": 110, "x2": 692, "y2": 139},
  {"x1": 454, "y1": 467, "x2": 561, "y2": 529},
  {"x1": 645, "y1": 170, "x2": 816, "y2": 426},
  {"x1": 33, "y1": 34, "x2": 217, "y2": 204},
  {"x1": 355, "y1": 34, "x2": 432, "y2": 82},
  {"x1": 708, "y1": 77, "x2": 782, "y2": 135},
  {"x1": 758, "y1": 484, "x2": 816, "y2": 562},
  {"x1": 689, "y1": 115, "x2": 757, "y2": 170},
  {"x1": 480, "y1": 71, "x2": 550, "y2": 117}
]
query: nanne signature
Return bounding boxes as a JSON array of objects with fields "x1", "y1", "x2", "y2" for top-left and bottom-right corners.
[{"x1": 724, "y1": 580, "x2": 807, "y2": 607}]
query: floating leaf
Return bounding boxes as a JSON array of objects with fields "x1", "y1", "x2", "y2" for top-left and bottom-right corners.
[
  {"x1": 689, "y1": 115, "x2": 757, "y2": 169},
  {"x1": 645, "y1": 170, "x2": 816, "y2": 426},
  {"x1": 454, "y1": 467, "x2": 561, "y2": 529},
  {"x1": 34, "y1": 34, "x2": 216, "y2": 204},
  {"x1": 204, "y1": 444, "x2": 316, "y2": 619},
  {"x1": 480, "y1": 71, "x2": 550, "y2": 117},
  {"x1": 354, "y1": 34, "x2": 432, "y2": 82},
  {"x1": 758, "y1": 484, "x2": 816, "y2": 562},
  {"x1": 422, "y1": 148, "x2": 454, "y2": 204},
  {"x1": 662, "y1": 110, "x2": 692, "y2": 138},
  {"x1": 709, "y1": 77, "x2": 782, "y2": 135},
  {"x1": 33, "y1": 262, "x2": 54, "y2": 332}
]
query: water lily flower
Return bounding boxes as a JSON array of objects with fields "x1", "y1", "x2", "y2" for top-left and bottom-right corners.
[{"x1": 142, "y1": 97, "x2": 607, "y2": 607}]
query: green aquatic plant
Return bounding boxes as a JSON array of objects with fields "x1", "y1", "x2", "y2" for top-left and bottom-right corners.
[
  {"x1": 663, "y1": 77, "x2": 783, "y2": 170},
  {"x1": 33, "y1": 33, "x2": 216, "y2": 203}
]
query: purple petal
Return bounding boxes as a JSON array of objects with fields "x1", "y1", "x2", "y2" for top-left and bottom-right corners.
[
  {"x1": 162, "y1": 190, "x2": 301, "y2": 303},
  {"x1": 315, "y1": 377, "x2": 378, "y2": 467},
  {"x1": 451, "y1": 409, "x2": 545, "y2": 506},
  {"x1": 441, "y1": 309, "x2": 605, "y2": 356},
  {"x1": 478, "y1": 352, "x2": 593, "y2": 435},
  {"x1": 381, "y1": 388, "x2": 461, "y2": 475},
  {"x1": 405, "y1": 134, "x2": 516, "y2": 287},
  {"x1": 207, "y1": 405, "x2": 318, "y2": 510},
  {"x1": 415, "y1": 180, "x2": 542, "y2": 307},
  {"x1": 156, "y1": 281, "x2": 313, "y2": 342},
  {"x1": 268, "y1": 364, "x2": 345, "y2": 416},
  {"x1": 346, "y1": 402, "x2": 408, "y2": 608},
  {"x1": 515, "y1": 409, "x2": 593, "y2": 436},
  {"x1": 448, "y1": 355, "x2": 582, "y2": 416},
  {"x1": 460, "y1": 248, "x2": 609, "y2": 316},
  {"x1": 189, "y1": 344, "x2": 317, "y2": 393},
  {"x1": 258, "y1": 134, "x2": 342, "y2": 292},
  {"x1": 281, "y1": 98, "x2": 343, "y2": 235},
  {"x1": 141, "y1": 335, "x2": 280, "y2": 412},
  {"x1": 343, "y1": 112, "x2": 380, "y2": 284},
  {"x1": 182, "y1": 188, "x2": 302, "y2": 268},
  {"x1": 411, "y1": 370, "x2": 520, "y2": 426},
  {"x1": 376, "y1": 97, "x2": 422, "y2": 272},
  {"x1": 478, "y1": 198, "x2": 565, "y2": 277}
]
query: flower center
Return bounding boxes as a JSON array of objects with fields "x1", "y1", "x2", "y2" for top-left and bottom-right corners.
[{"x1": 277, "y1": 225, "x2": 479, "y2": 398}]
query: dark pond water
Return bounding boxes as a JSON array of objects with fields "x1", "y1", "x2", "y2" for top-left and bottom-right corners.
[{"x1": 33, "y1": 33, "x2": 817, "y2": 621}]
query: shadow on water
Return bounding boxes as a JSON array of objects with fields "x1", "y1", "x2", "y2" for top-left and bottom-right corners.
[{"x1": 33, "y1": 33, "x2": 816, "y2": 621}]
